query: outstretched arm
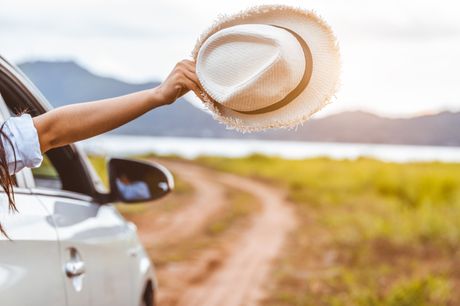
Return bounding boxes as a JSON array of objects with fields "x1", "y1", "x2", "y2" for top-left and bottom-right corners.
[{"x1": 33, "y1": 60, "x2": 201, "y2": 153}]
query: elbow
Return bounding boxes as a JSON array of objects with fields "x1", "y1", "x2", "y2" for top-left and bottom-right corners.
[
  {"x1": 37, "y1": 129, "x2": 53, "y2": 153},
  {"x1": 39, "y1": 129, "x2": 63, "y2": 153},
  {"x1": 33, "y1": 116, "x2": 59, "y2": 153}
]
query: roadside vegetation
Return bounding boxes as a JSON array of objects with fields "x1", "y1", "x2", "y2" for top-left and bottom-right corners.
[{"x1": 197, "y1": 155, "x2": 460, "y2": 306}]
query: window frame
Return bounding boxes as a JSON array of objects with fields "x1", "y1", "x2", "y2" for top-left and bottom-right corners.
[{"x1": 0, "y1": 56, "x2": 107, "y2": 203}]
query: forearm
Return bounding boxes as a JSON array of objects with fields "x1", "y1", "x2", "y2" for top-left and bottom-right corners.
[
  {"x1": 32, "y1": 59, "x2": 201, "y2": 153},
  {"x1": 33, "y1": 88, "x2": 165, "y2": 153}
]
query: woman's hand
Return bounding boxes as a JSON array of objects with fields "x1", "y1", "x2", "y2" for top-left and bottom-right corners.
[{"x1": 155, "y1": 59, "x2": 203, "y2": 105}]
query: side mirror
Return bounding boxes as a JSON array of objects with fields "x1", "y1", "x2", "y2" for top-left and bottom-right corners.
[{"x1": 108, "y1": 158, "x2": 174, "y2": 203}]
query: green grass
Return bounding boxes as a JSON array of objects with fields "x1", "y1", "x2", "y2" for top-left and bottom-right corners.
[
  {"x1": 87, "y1": 155, "x2": 108, "y2": 186},
  {"x1": 197, "y1": 155, "x2": 460, "y2": 305},
  {"x1": 31, "y1": 155, "x2": 59, "y2": 177}
]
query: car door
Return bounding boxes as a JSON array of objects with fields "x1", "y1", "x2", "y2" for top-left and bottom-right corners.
[
  {"x1": 0, "y1": 191, "x2": 68, "y2": 306},
  {"x1": 0, "y1": 93, "x2": 67, "y2": 306},
  {"x1": 34, "y1": 193, "x2": 138, "y2": 306},
  {"x1": 0, "y1": 60, "x2": 138, "y2": 305},
  {"x1": 29, "y1": 149, "x2": 139, "y2": 306}
]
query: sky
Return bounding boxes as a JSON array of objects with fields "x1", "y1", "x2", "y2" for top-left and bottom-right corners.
[{"x1": 1, "y1": 0, "x2": 460, "y2": 117}]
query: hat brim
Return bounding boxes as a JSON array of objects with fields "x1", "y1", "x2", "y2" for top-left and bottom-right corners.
[{"x1": 192, "y1": 5, "x2": 341, "y2": 133}]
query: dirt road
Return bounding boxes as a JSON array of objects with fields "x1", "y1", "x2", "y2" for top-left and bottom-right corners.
[
  {"x1": 136, "y1": 161, "x2": 227, "y2": 243},
  {"x1": 139, "y1": 161, "x2": 296, "y2": 306}
]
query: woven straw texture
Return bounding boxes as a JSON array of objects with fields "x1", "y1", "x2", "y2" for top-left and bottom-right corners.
[{"x1": 192, "y1": 5, "x2": 341, "y2": 132}]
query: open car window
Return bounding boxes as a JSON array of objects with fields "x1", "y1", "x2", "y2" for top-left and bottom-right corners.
[
  {"x1": 0, "y1": 61, "x2": 100, "y2": 197},
  {"x1": 31, "y1": 155, "x2": 63, "y2": 190},
  {"x1": 0, "y1": 94, "x2": 64, "y2": 191}
]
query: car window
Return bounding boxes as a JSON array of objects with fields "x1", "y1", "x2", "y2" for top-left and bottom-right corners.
[
  {"x1": 31, "y1": 155, "x2": 63, "y2": 190},
  {"x1": 0, "y1": 63, "x2": 98, "y2": 196},
  {"x1": 0, "y1": 91, "x2": 63, "y2": 190}
]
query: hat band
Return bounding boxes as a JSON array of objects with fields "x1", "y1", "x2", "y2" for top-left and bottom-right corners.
[{"x1": 233, "y1": 25, "x2": 313, "y2": 115}]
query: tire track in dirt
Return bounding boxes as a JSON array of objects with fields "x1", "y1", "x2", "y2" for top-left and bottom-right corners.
[
  {"x1": 137, "y1": 161, "x2": 227, "y2": 244},
  {"x1": 174, "y1": 170, "x2": 296, "y2": 306},
  {"x1": 143, "y1": 161, "x2": 296, "y2": 306}
]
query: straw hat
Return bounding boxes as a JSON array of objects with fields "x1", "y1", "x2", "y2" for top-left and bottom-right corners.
[{"x1": 192, "y1": 5, "x2": 340, "y2": 132}]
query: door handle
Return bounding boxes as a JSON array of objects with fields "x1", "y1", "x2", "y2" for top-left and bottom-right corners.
[
  {"x1": 65, "y1": 247, "x2": 85, "y2": 292},
  {"x1": 65, "y1": 260, "x2": 85, "y2": 277},
  {"x1": 65, "y1": 247, "x2": 85, "y2": 278}
]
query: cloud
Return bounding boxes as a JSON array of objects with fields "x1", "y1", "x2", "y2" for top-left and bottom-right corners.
[{"x1": 1, "y1": 0, "x2": 460, "y2": 116}]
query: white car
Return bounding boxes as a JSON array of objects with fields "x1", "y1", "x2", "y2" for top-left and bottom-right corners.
[{"x1": 0, "y1": 55, "x2": 174, "y2": 306}]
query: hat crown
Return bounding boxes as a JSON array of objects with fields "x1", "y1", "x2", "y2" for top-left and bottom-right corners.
[{"x1": 197, "y1": 24, "x2": 307, "y2": 112}]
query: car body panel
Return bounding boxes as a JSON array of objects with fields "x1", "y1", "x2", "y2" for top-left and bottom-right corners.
[
  {"x1": 0, "y1": 191, "x2": 67, "y2": 306},
  {"x1": 36, "y1": 195, "x2": 139, "y2": 305}
]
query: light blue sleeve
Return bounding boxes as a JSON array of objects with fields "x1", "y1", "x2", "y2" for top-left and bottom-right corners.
[{"x1": 1, "y1": 114, "x2": 43, "y2": 175}]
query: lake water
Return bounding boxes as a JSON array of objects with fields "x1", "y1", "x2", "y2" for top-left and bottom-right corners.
[{"x1": 80, "y1": 135, "x2": 460, "y2": 163}]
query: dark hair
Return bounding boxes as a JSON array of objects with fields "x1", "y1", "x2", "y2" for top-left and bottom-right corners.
[{"x1": 0, "y1": 121, "x2": 17, "y2": 238}]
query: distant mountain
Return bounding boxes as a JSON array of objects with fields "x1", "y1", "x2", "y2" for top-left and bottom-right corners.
[
  {"x1": 288, "y1": 110, "x2": 460, "y2": 146},
  {"x1": 18, "y1": 61, "x2": 460, "y2": 146}
]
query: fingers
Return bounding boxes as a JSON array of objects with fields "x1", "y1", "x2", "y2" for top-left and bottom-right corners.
[
  {"x1": 179, "y1": 60, "x2": 199, "y2": 81},
  {"x1": 182, "y1": 60, "x2": 196, "y2": 74},
  {"x1": 176, "y1": 59, "x2": 196, "y2": 76},
  {"x1": 177, "y1": 59, "x2": 205, "y2": 97},
  {"x1": 167, "y1": 59, "x2": 205, "y2": 101},
  {"x1": 182, "y1": 75, "x2": 203, "y2": 98},
  {"x1": 184, "y1": 69, "x2": 204, "y2": 92}
]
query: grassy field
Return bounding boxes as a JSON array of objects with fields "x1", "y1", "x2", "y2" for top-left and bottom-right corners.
[
  {"x1": 197, "y1": 155, "x2": 460, "y2": 306},
  {"x1": 37, "y1": 154, "x2": 460, "y2": 304}
]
